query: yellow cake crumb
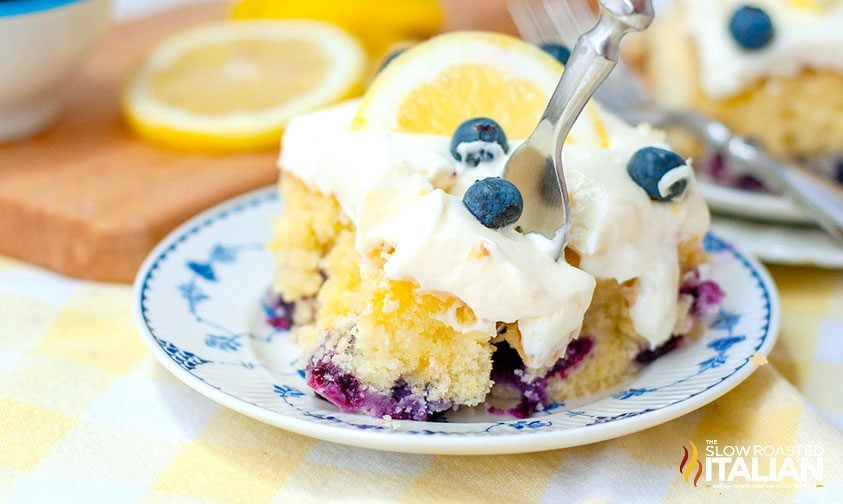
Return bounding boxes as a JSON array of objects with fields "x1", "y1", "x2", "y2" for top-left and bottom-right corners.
[
  {"x1": 268, "y1": 173, "x2": 352, "y2": 302},
  {"x1": 272, "y1": 173, "x2": 495, "y2": 405},
  {"x1": 554, "y1": 279, "x2": 643, "y2": 399},
  {"x1": 272, "y1": 172, "x2": 710, "y2": 408}
]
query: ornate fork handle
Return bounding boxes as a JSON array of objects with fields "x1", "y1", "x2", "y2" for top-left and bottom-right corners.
[
  {"x1": 543, "y1": 0, "x2": 653, "y2": 133},
  {"x1": 535, "y1": 0, "x2": 654, "y2": 255}
]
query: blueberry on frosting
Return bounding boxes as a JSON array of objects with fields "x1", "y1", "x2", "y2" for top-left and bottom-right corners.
[
  {"x1": 627, "y1": 147, "x2": 691, "y2": 202},
  {"x1": 463, "y1": 177, "x2": 523, "y2": 228},
  {"x1": 729, "y1": 5, "x2": 774, "y2": 50},
  {"x1": 450, "y1": 117, "x2": 509, "y2": 167},
  {"x1": 539, "y1": 42, "x2": 571, "y2": 64}
]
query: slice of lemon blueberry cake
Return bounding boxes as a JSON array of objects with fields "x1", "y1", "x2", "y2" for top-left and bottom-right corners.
[
  {"x1": 644, "y1": 0, "x2": 843, "y2": 184},
  {"x1": 269, "y1": 32, "x2": 723, "y2": 420}
]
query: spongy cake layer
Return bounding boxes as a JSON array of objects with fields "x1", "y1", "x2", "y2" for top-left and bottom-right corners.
[
  {"x1": 270, "y1": 173, "x2": 495, "y2": 407},
  {"x1": 269, "y1": 31, "x2": 718, "y2": 419},
  {"x1": 270, "y1": 172, "x2": 710, "y2": 411}
]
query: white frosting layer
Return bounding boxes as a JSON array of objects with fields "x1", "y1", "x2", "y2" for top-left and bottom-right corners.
[
  {"x1": 359, "y1": 188, "x2": 595, "y2": 368},
  {"x1": 677, "y1": 0, "x2": 843, "y2": 98},
  {"x1": 279, "y1": 100, "x2": 709, "y2": 368}
]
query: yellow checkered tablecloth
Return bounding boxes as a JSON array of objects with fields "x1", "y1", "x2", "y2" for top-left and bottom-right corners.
[{"x1": 0, "y1": 252, "x2": 841, "y2": 503}]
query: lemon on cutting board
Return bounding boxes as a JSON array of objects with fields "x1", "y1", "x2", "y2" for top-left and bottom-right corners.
[
  {"x1": 352, "y1": 31, "x2": 610, "y2": 146},
  {"x1": 230, "y1": 0, "x2": 444, "y2": 56},
  {"x1": 123, "y1": 20, "x2": 366, "y2": 153}
]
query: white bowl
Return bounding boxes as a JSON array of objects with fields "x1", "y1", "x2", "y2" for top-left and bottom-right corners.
[{"x1": 0, "y1": 0, "x2": 110, "y2": 142}]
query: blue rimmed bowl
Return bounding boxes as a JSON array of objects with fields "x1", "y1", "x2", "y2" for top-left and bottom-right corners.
[{"x1": 0, "y1": 0, "x2": 110, "y2": 141}]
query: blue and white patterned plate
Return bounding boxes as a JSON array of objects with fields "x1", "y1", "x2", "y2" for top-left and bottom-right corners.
[{"x1": 133, "y1": 187, "x2": 780, "y2": 455}]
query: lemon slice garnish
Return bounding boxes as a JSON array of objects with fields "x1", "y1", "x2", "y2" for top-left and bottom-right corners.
[{"x1": 352, "y1": 32, "x2": 610, "y2": 146}]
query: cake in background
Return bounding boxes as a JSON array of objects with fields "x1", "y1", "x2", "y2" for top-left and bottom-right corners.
[
  {"x1": 644, "y1": 0, "x2": 843, "y2": 187},
  {"x1": 269, "y1": 32, "x2": 723, "y2": 421}
]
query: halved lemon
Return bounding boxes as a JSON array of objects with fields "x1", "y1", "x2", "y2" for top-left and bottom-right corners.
[
  {"x1": 230, "y1": 0, "x2": 444, "y2": 56},
  {"x1": 789, "y1": 0, "x2": 836, "y2": 12},
  {"x1": 124, "y1": 20, "x2": 366, "y2": 152},
  {"x1": 353, "y1": 31, "x2": 610, "y2": 147}
]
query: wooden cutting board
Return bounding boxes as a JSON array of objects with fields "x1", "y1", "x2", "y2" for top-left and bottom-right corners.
[
  {"x1": 0, "y1": 3, "x2": 279, "y2": 283},
  {"x1": 0, "y1": 1, "x2": 520, "y2": 283}
]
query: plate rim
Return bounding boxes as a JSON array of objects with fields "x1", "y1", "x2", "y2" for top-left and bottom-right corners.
[
  {"x1": 700, "y1": 180, "x2": 810, "y2": 224},
  {"x1": 711, "y1": 219, "x2": 843, "y2": 270},
  {"x1": 132, "y1": 186, "x2": 781, "y2": 455}
]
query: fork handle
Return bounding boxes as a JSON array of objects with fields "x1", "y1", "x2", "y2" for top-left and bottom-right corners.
[
  {"x1": 530, "y1": 0, "x2": 654, "y2": 257},
  {"x1": 664, "y1": 111, "x2": 843, "y2": 244},
  {"x1": 541, "y1": 0, "x2": 654, "y2": 136}
]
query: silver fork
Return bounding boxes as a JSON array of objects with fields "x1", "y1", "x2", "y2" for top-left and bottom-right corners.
[
  {"x1": 504, "y1": 0, "x2": 654, "y2": 259},
  {"x1": 525, "y1": 0, "x2": 843, "y2": 244}
]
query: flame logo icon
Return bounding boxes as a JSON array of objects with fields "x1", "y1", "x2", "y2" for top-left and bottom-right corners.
[{"x1": 679, "y1": 441, "x2": 703, "y2": 487}]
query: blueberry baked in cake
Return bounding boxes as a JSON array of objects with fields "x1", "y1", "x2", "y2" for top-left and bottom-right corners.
[
  {"x1": 644, "y1": 0, "x2": 843, "y2": 185},
  {"x1": 268, "y1": 32, "x2": 723, "y2": 420}
]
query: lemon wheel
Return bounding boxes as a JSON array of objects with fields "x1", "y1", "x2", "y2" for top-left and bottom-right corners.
[
  {"x1": 353, "y1": 31, "x2": 610, "y2": 147},
  {"x1": 124, "y1": 20, "x2": 366, "y2": 153}
]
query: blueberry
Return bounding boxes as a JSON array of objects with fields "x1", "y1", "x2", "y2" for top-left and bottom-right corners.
[
  {"x1": 735, "y1": 174, "x2": 765, "y2": 192},
  {"x1": 539, "y1": 42, "x2": 571, "y2": 64},
  {"x1": 627, "y1": 147, "x2": 691, "y2": 202},
  {"x1": 450, "y1": 117, "x2": 509, "y2": 167},
  {"x1": 729, "y1": 6, "x2": 774, "y2": 50},
  {"x1": 378, "y1": 48, "x2": 406, "y2": 72},
  {"x1": 463, "y1": 177, "x2": 523, "y2": 228}
]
